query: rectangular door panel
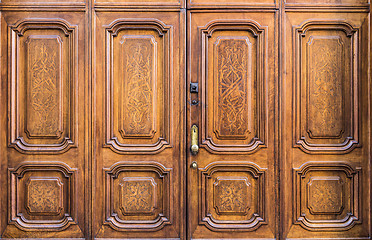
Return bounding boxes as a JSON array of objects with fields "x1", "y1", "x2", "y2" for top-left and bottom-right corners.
[
  {"x1": 0, "y1": 11, "x2": 88, "y2": 238},
  {"x1": 188, "y1": 10, "x2": 277, "y2": 239},
  {"x1": 93, "y1": 10, "x2": 185, "y2": 239},
  {"x1": 282, "y1": 11, "x2": 370, "y2": 239}
]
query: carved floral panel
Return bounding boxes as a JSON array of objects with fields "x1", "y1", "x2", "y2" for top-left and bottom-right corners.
[
  {"x1": 293, "y1": 21, "x2": 360, "y2": 153},
  {"x1": 120, "y1": 177, "x2": 157, "y2": 215},
  {"x1": 200, "y1": 21, "x2": 267, "y2": 154},
  {"x1": 9, "y1": 19, "x2": 77, "y2": 154},
  {"x1": 293, "y1": 162, "x2": 361, "y2": 231},
  {"x1": 8, "y1": 162, "x2": 77, "y2": 231},
  {"x1": 214, "y1": 37, "x2": 251, "y2": 139},
  {"x1": 26, "y1": 36, "x2": 62, "y2": 138},
  {"x1": 105, "y1": 20, "x2": 173, "y2": 154},
  {"x1": 120, "y1": 37, "x2": 156, "y2": 138},
  {"x1": 199, "y1": 162, "x2": 266, "y2": 231},
  {"x1": 213, "y1": 177, "x2": 251, "y2": 215},
  {"x1": 26, "y1": 177, "x2": 63, "y2": 215},
  {"x1": 104, "y1": 161, "x2": 172, "y2": 231}
]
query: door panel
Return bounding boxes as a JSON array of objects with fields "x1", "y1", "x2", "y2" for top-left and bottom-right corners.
[
  {"x1": 0, "y1": 11, "x2": 88, "y2": 238},
  {"x1": 93, "y1": 10, "x2": 185, "y2": 239},
  {"x1": 282, "y1": 10, "x2": 371, "y2": 239},
  {"x1": 187, "y1": 10, "x2": 277, "y2": 239}
]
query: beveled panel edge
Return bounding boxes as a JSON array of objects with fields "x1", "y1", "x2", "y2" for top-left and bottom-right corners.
[
  {"x1": 103, "y1": 161, "x2": 173, "y2": 231},
  {"x1": 199, "y1": 20, "x2": 268, "y2": 154},
  {"x1": 292, "y1": 162, "x2": 362, "y2": 231},
  {"x1": 104, "y1": 18, "x2": 174, "y2": 154},
  {"x1": 8, "y1": 161, "x2": 78, "y2": 231},
  {"x1": 198, "y1": 161, "x2": 267, "y2": 231},
  {"x1": 8, "y1": 18, "x2": 78, "y2": 154},
  {"x1": 292, "y1": 20, "x2": 361, "y2": 154}
]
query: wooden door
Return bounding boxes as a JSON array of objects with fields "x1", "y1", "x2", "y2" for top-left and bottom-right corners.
[
  {"x1": 187, "y1": 6, "x2": 278, "y2": 239},
  {"x1": 92, "y1": 2, "x2": 186, "y2": 239},
  {"x1": 0, "y1": 4, "x2": 89, "y2": 239},
  {"x1": 281, "y1": 2, "x2": 371, "y2": 239}
]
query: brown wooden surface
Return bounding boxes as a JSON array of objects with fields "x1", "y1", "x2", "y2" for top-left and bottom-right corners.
[{"x1": 0, "y1": 0, "x2": 370, "y2": 239}]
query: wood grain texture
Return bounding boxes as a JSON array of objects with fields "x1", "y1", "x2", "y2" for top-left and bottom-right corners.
[{"x1": 0, "y1": 0, "x2": 370, "y2": 239}]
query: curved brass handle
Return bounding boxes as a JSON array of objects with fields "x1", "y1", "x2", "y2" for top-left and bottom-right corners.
[{"x1": 191, "y1": 125, "x2": 199, "y2": 155}]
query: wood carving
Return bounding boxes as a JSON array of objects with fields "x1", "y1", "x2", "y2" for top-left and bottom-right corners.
[
  {"x1": 26, "y1": 177, "x2": 63, "y2": 216},
  {"x1": 213, "y1": 177, "x2": 251, "y2": 215},
  {"x1": 199, "y1": 161, "x2": 266, "y2": 231},
  {"x1": 293, "y1": 162, "x2": 361, "y2": 231},
  {"x1": 293, "y1": 21, "x2": 360, "y2": 153},
  {"x1": 121, "y1": 36, "x2": 156, "y2": 138},
  {"x1": 199, "y1": 20, "x2": 267, "y2": 154},
  {"x1": 120, "y1": 177, "x2": 157, "y2": 215},
  {"x1": 307, "y1": 176, "x2": 344, "y2": 214},
  {"x1": 8, "y1": 19, "x2": 77, "y2": 154},
  {"x1": 8, "y1": 162, "x2": 77, "y2": 231},
  {"x1": 105, "y1": 19, "x2": 173, "y2": 154},
  {"x1": 215, "y1": 37, "x2": 251, "y2": 139},
  {"x1": 104, "y1": 161, "x2": 172, "y2": 231},
  {"x1": 26, "y1": 37, "x2": 62, "y2": 138}
]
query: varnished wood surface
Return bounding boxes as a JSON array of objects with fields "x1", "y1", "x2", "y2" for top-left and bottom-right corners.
[{"x1": 0, "y1": 0, "x2": 370, "y2": 239}]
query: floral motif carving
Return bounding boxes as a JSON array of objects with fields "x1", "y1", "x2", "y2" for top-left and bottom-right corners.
[
  {"x1": 27, "y1": 38, "x2": 62, "y2": 138},
  {"x1": 121, "y1": 37, "x2": 155, "y2": 138},
  {"x1": 307, "y1": 177, "x2": 344, "y2": 214},
  {"x1": 104, "y1": 161, "x2": 172, "y2": 231},
  {"x1": 199, "y1": 21, "x2": 267, "y2": 154},
  {"x1": 293, "y1": 21, "x2": 360, "y2": 153},
  {"x1": 214, "y1": 177, "x2": 250, "y2": 215},
  {"x1": 215, "y1": 38, "x2": 250, "y2": 139},
  {"x1": 105, "y1": 19, "x2": 173, "y2": 154},
  {"x1": 199, "y1": 162, "x2": 266, "y2": 231},
  {"x1": 308, "y1": 36, "x2": 343, "y2": 138},
  {"x1": 26, "y1": 177, "x2": 63, "y2": 215},
  {"x1": 8, "y1": 162, "x2": 77, "y2": 231},
  {"x1": 120, "y1": 177, "x2": 156, "y2": 215},
  {"x1": 293, "y1": 162, "x2": 361, "y2": 231}
]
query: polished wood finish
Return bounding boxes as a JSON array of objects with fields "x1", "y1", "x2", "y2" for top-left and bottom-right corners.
[{"x1": 0, "y1": 0, "x2": 370, "y2": 239}]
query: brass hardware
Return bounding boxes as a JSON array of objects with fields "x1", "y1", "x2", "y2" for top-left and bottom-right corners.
[
  {"x1": 191, "y1": 124, "x2": 199, "y2": 155},
  {"x1": 191, "y1": 161, "x2": 198, "y2": 169}
]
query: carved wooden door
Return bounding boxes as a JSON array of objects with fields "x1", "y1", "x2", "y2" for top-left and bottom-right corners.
[
  {"x1": 0, "y1": 0, "x2": 371, "y2": 239},
  {"x1": 0, "y1": 8, "x2": 89, "y2": 238},
  {"x1": 187, "y1": 8, "x2": 278, "y2": 239}
]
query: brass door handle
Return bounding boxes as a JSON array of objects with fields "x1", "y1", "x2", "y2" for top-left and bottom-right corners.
[{"x1": 191, "y1": 124, "x2": 199, "y2": 155}]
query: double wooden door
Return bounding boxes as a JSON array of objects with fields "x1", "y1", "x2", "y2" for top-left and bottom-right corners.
[{"x1": 0, "y1": 0, "x2": 371, "y2": 239}]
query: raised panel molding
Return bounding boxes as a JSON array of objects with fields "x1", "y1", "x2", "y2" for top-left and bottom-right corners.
[
  {"x1": 199, "y1": 20, "x2": 268, "y2": 154},
  {"x1": 104, "y1": 161, "x2": 172, "y2": 231},
  {"x1": 8, "y1": 19, "x2": 78, "y2": 154},
  {"x1": 293, "y1": 21, "x2": 360, "y2": 154},
  {"x1": 104, "y1": 19, "x2": 173, "y2": 154},
  {"x1": 8, "y1": 162, "x2": 77, "y2": 231},
  {"x1": 199, "y1": 162, "x2": 266, "y2": 231},
  {"x1": 293, "y1": 162, "x2": 361, "y2": 231}
]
